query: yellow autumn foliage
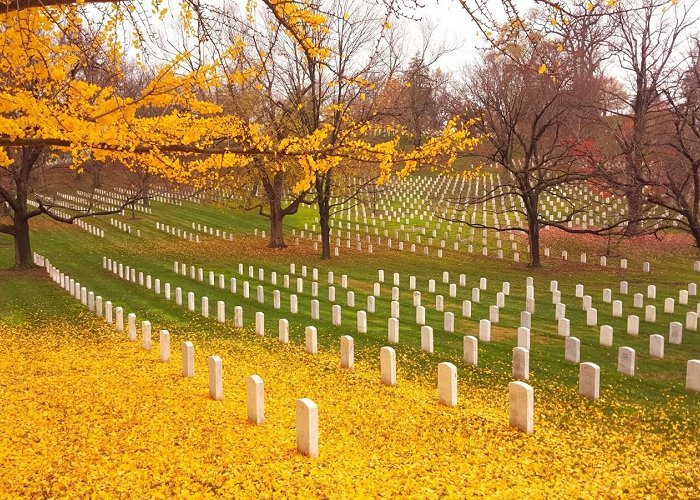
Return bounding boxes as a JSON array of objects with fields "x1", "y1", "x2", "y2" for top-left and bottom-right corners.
[{"x1": 0, "y1": 311, "x2": 697, "y2": 497}]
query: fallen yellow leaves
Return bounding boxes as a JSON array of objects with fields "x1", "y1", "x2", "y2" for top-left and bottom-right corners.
[{"x1": 0, "y1": 313, "x2": 697, "y2": 497}]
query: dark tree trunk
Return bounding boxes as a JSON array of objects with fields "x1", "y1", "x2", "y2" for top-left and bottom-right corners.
[
  {"x1": 264, "y1": 172, "x2": 289, "y2": 249},
  {"x1": 319, "y1": 205, "x2": 330, "y2": 259},
  {"x1": 269, "y1": 204, "x2": 287, "y2": 248},
  {"x1": 528, "y1": 218, "x2": 541, "y2": 268},
  {"x1": 525, "y1": 193, "x2": 541, "y2": 268},
  {"x1": 13, "y1": 216, "x2": 33, "y2": 268},
  {"x1": 316, "y1": 172, "x2": 332, "y2": 260},
  {"x1": 690, "y1": 222, "x2": 700, "y2": 249},
  {"x1": 625, "y1": 186, "x2": 644, "y2": 235}
]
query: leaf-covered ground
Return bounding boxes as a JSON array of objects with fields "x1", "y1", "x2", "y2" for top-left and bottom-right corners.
[{"x1": 1, "y1": 309, "x2": 697, "y2": 498}]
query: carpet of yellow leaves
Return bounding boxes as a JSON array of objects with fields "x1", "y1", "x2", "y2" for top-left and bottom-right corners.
[{"x1": 0, "y1": 312, "x2": 698, "y2": 497}]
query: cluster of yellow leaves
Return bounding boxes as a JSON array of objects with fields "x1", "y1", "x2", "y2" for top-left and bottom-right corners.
[
  {"x1": 0, "y1": 311, "x2": 697, "y2": 497},
  {"x1": 0, "y1": 8, "x2": 256, "y2": 178},
  {"x1": 262, "y1": 0, "x2": 332, "y2": 61},
  {"x1": 1, "y1": 6, "x2": 479, "y2": 189}
]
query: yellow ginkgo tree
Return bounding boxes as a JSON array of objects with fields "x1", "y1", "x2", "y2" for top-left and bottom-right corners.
[{"x1": 0, "y1": 6, "x2": 255, "y2": 267}]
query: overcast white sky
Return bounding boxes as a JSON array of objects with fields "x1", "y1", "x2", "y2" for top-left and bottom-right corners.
[{"x1": 401, "y1": 0, "x2": 486, "y2": 72}]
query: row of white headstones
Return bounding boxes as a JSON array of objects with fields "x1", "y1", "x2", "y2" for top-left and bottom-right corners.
[
  {"x1": 33, "y1": 252, "x2": 320, "y2": 456},
  {"x1": 170, "y1": 259, "x2": 700, "y2": 392},
  {"x1": 96, "y1": 255, "x2": 541, "y2": 435},
  {"x1": 90, "y1": 178, "x2": 661, "y2": 276},
  {"x1": 102, "y1": 254, "x2": 700, "y2": 420}
]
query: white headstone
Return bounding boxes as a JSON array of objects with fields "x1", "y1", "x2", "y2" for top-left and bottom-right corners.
[
  {"x1": 416, "y1": 323, "x2": 433, "y2": 352},
  {"x1": 357, "y1": 310, "x2": 367, "y2": 333},
  {"x1": 462, "y1": 300, "x2": 472, "y2": 317},
  {"x1": 558, "y1": 318, "x2": 570, "y2": 337},
  {"x1": 388, "y1": 318, "x2": 399, "y2": 343},
  {"x1": 255, "y1": 311, "x2": 265, "y2": 336},
  {"x1": 520, "y1": 311, "x2": 531, "y2": 329},
  {"x1": 479, "y1": 319, "x2": 491, "y2": 342},
  {"x1": 367, "y1": 296, "x2": 375, "y2": 313},
  {"x1": 208, "y1": 355, "x2": 223, "y2": 400},
  {"x1": 159, "y1": 330, "x2": 170, "y2": 362},
  {"x1": 438, "y1": 362, "x2": 458, "y2": 407},
  {"x1": 489, "y1": 305, "x2": 500, "y2": 323},
  {"x1": 612, "y1": 300, "x2": 623, "y2": 317},
  {"x1": 182, "y1": 341, "x2": 195, "y2": 377},
  {"x1": 391, "y1": 300, "x2": 400, "y2": 319},
  {"x1": 444, "y1": 312, "x2": 455, "y2": 333},
  {"x1": 279, "y1": 318, "x2": 289, "y2": 344},
  {"x1": 296, "y1": 398, "x2": 318, "y2": 457},
  {"x1": 586, "y1": 308, "x2": 598, "y2": 326},
  {"x1": 617, "y1": 347, "x2": 635, "y2": 376},
  {"x1": 311, "y1": 300, "x2": 320, "y2": 320},
  {"x1": 687, "y1": 360, "x2": 700, "y2": 392},
  {"x1": 416, "y1": 306, "x2": 426, "y2": 325},
  {"x1": 627, "y1": 315, "x2": 639, "y2": 335},
  {"x1": 305, "y1": 326, "x2": 318, "y2": 354},
  {"x1": 380, "y1": 346, "x2": 397, "y2": 386},
  {"x1": 340, "y1": 336, "x2": 354, "y2": 369},
  {"x1": 247, "y1": 375, "x2": 265, "y2": 425},
  {"x1": 512, "y1": 347, "x2": 530, "y2": 380},
  {"x1": 517, "y1": 327, "x2": 530, "y2": 350},
  {"x1": 115, "y1": 307, "x2": 124, "y2": 332},
  {"x1": 633, "y1": 293, "x2": 644, "y2": 308},
  {"x1": 669, "y1": 322, "x2": 683, "y2": 345},
  {"x1": 127, "y1": 313, "x2": 137, "y2": 341},
  {"x1": 332, "y1": 304, "x2": 342, "y2": 326},
  {"x1": 649, "y1": 334, "x2": 664, "y2": 359},
  {"x1": 645, "y1": 305, "x2": 656, "y2": 322},
  {"x1": 664, "y1": 298, "x2": 675, "y2": 314},
  {"x1": 508, "y1": 381, "x2": 534, "y2": 434},
  {"x1": 463, "y1": 336, "x2": 478, "y2": 366},
  {"x1": 234, "y1": 306, "x2": 243, "y2": 328},
  {"x1": 565, "y1": 337, "x2": 580, "y2": 363},
  {"x1": 579, "y1": 362, "x2": 600, "y2": 400}
]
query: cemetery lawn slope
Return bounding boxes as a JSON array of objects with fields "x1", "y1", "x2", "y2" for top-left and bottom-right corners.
[{"x1": 0, "y1": 273, "x2": 698, "y2": 497}]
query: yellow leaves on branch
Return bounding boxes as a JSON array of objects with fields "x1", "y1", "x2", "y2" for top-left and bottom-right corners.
[
  {"x1": 263, "y1": 0, "x2": 332, "y2": 61},
  {"x1": 0, "y1": 7, "x2": 479, "y2": 191}
]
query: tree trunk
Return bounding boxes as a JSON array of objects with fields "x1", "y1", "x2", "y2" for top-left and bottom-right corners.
[
  {"x1": 316, "y1": 174, "x2": 332, "y2": 259},
  {"x1": 13, "y1": 216, "x2": 33, "y2": 269},
  {"x1": 527, "y1": 218, "x2": 541, "y2": 268},
  {"x1": 268, "y1": 204, "x2": 287, "y2": 248},
  {"x1": 265, "y1": 172, "x2": 288, "y2": 249},
  {"x1": 525, "y1": 194, "x2": 541, "y2": 268},
  {"x1": 690, "y1": 222, "x2": 700, "y2": 249},
  {"x1": 625, "y1": 186, "x2": 644, "y2": 235},
  {"x1": 319, "y1": 207, "x2": 330, "y2": 259}
]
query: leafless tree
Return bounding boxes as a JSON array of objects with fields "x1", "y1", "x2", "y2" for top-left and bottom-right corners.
[
  {"x1": 455, "y1": 39, "x2": 626, "y2": 267},
  {"x1": 642, "y1": 39, "x2": 700, "y2": 246}
]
